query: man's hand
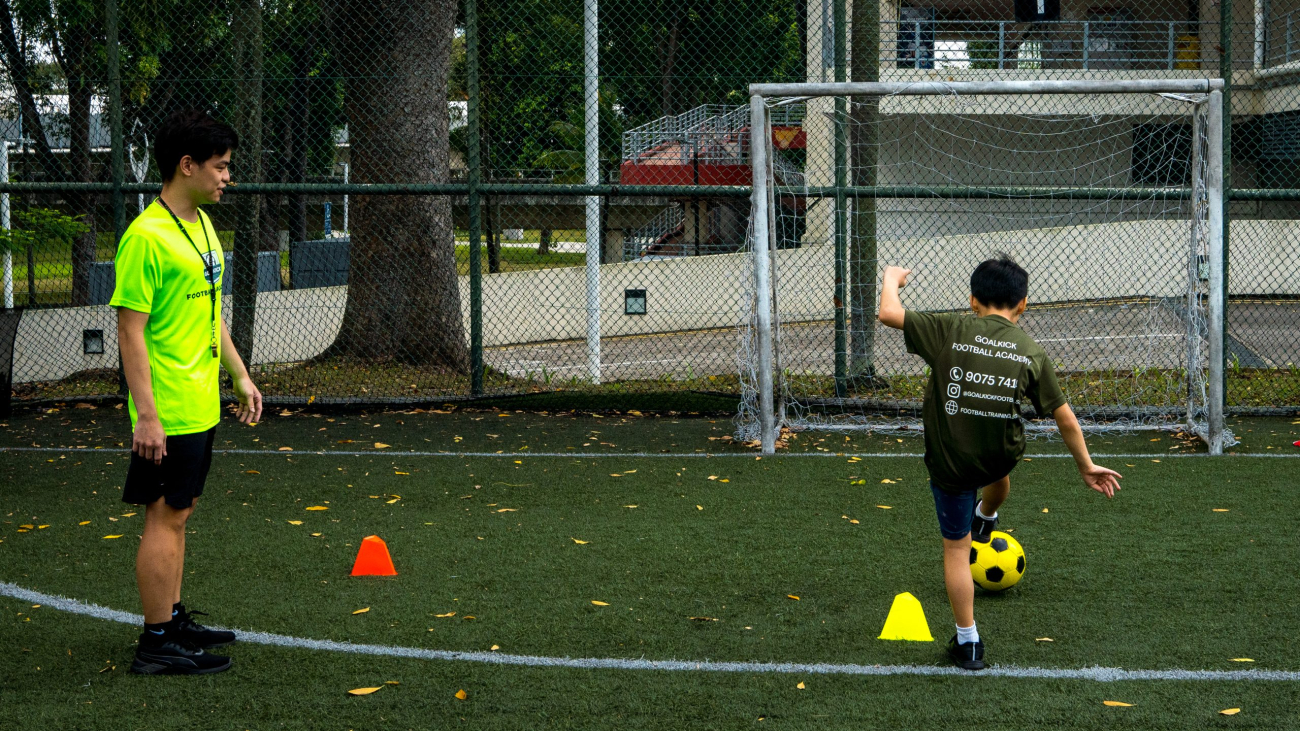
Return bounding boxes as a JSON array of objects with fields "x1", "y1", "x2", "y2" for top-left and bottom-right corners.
[
  {"x1": 134, "y1": 415, "x2": 167, "y2": 465},
  {"x1": 232, "y1": 375, "x2": 263, "y2": 425},
  {"x1": 883, "y1": 266, "x2": 911, "y2": 288},
  {"x1": 1079, "y1": 463, "x2": 1122, "y2": 498}
]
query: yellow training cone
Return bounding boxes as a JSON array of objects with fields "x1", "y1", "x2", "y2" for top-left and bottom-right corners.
[{"x1": 877, "y1": 592, "x2": 934, "y2": 642}]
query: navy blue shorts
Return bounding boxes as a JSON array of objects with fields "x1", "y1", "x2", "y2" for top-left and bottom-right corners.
[{"x1": 930, "y1": 481, "x2": 978, "y2": 540}]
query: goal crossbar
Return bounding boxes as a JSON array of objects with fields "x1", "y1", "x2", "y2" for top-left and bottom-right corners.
[{"x1": 750, "y1": 79, "x2": 1226, "y2": 98}]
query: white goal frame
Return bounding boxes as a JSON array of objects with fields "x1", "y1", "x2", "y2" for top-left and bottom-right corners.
[{"x1": 746, "y1": 79, "x2": 1226, "y2": 455}]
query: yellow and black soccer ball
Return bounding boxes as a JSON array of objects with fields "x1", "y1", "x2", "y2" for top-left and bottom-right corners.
[{"x1": 970, "y1": 531, "x2": 1025, "y2": 591}]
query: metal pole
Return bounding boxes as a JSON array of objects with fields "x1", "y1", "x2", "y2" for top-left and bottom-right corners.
[
  {"x1": 1, "y1": 143, "x2": 10, "y2": 309},
  {"x1": 834, "y1": 0, "x2": 847, "y2": 394},
  {"x1": 1221, "y1": 0, "x2": 1233, "y2": 444},
  {"x1": 106, "y1": 0, "x2": 125, "y2": 246},
  {"x1": 1168, "y1": 21, "x2": 1176, "y2": 70},
  {"x1": 342, "y1": 162, "x2": 349, "y2": 234},
  {"x1": 1256, "y1": 0, "x2": 1266, "y2": 69},
  {"x1": 751, "y1": 95, "x2": 775, "y2": 455},
  {"x1": 914, "y1": 21, "x2": 921, "y2": 69},
  {"x1": 750, "y1": 78, "x2": 1225, "y2": 96},
  {"x1": 1206, "y1": 89, "x2": 1225, "y2": 455},
  {"x1": 583, "y1": 0, "x2": 601, "y2": 383},
  {"x1": 1083, "y1": 21, "x2": 1090, "y2": 69},
  {"x1": 466, "y1": 0, "x2": 484, "y2": 394},
  {"x1": 999, "y1": 22, "x2": 1006, "y2": 69}
]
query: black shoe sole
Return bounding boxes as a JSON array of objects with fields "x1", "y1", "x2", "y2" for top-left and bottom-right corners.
[
  {"x1": 951, "y1": 657, "x2": 986, "y2": 671},
  {"x1": 129, "y1": 656, "x2": 233, "y2": 675}
]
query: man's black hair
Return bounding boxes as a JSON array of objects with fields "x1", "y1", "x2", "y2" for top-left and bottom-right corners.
[
  {"x1": 970, "y1": 254, "x2": 1029, "y2": 309},
  {"x1": 154, "y1": 109, "x2": 238, "y2": 182}
]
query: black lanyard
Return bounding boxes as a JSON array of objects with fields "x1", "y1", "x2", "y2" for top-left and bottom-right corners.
[{"x1": 156, "y1": 198, "x2": 219, "y2": 358}]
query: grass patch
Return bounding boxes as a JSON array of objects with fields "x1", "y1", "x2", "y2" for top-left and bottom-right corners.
[{"x1": 1, "y1": 412, "x2": 1298, "y2": 727}]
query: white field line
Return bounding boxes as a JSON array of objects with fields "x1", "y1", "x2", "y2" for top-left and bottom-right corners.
[
  {"x1": 1, "y1": 582, "x2": 1296, "y2": 682},
  {"x1": 4, "y1": 446, "x2": 1299, "y2": 459}
]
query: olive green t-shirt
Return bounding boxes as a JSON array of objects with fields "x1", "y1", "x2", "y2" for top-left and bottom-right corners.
[
  {"x1": 110, "y1": 203, "x2": 223, "y2": 436},
  {"x1": 903, "y1": 311, "x2": 1067, "y2": 492}
]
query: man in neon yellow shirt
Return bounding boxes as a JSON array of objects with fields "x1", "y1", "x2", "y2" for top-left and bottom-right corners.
[{"x1": 112, "y1": 109, "x2": 263, "y2": 675}]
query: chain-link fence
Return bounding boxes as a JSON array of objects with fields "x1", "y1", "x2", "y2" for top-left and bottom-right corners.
[{"x1": 0, "y1": 0, "x2": 1294, "y2": 419}]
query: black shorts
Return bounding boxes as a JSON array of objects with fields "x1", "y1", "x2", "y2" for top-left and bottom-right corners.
[{"x1": 123, "y1": 426, "x2": 217, "y2": 510}]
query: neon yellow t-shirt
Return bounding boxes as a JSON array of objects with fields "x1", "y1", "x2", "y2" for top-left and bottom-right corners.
[{"x1": 110, "y1": 202, "x2": 224, "y2": 435}]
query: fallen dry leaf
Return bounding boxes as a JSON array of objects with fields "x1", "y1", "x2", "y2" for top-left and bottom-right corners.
[
  {"x1": 1212, "y1": 508, "x2": 1229, "y2": 512},
  {"x1": 102, "y1": 535, "x2": 123, "y2": 539},
  {"x1": 385, "y1": 680, "x2": 400, "y2": 685},
  {"x1": 352, "y1": 607, "x2": 370, "y2": 615},
  {"x1": 434, "y1": 612, "x2": 456, "y2": 618},
  {"x1": 876, "y1": 505, "x2": 892, "y2": 510},
  {"x1": 880, "y1": 479, "x2": 895, "y2": 484},
  {"x1": 1219, "y1": 708, "x2": 1241, "y2": 716},
  {"x1": 1036, "y1": 637, "x2": 1054, "y2": 642},
  {"x1": 386, "y1": 499, "x2": 399, "y2": 504},
  {"x1": 849, "y1": 519, "x2": 860, "y2": 524},
  {"x1": 278, "y1": 447, "x2": 293, "y2": 452},
  {"x1": 796, "y1": 681, "x2": 806, "y2": 690},
  {"x1": 787, "y1": 594, "x2": 800, "y2": 601},
  {"x1": 394, "y1": 471, "x2": 409, "y2": 476},
  {"x1": 374, "y1": 442, "x2": 390, "y2": 449},
  {"x1": 306, "y1": 506, "x2": 328, "y2": 511},
  {"x1": 78, "y1": 521, "x2": 90, "y2": 526},
  {"x1": 623, "y1": 505, "x2": 638, "y2": 508},
  {"x1": 311, "y1": 533, "x2": 322, "y2": 537},
  {"x1": 287, "y1": 520, "x2": 304, "y2": 526},
  {"x1": 454, "y1": 689, "x2": 468, "y2": 700},
  {"x1": 696, "y1": 505, "x2": 704, "y2": 511},
  {"x1": 708, "y1": 475, "x2": 719, "y2": 480},
  {"x1": 688, "y1": 616, "x2": 719, "y2": 622},
  {"x1": 121, "y1": 513, "x2": 136, "y2": 518},
  {"x1": 245, "y1": 470, "x2": 260, "y2": 474},
  {"x1": 1042, "y1": 508, "x2": 1050, "y2": 513},
  {"x1": 496, "y1": 508, "x2": 517, "y2": 513},
  {"x1": 591, "y1": 600, "x2": 610, "y2": 606},
  {"x1": 1230, "y1": 658, "x2": 1255, "y2": 662},
  {"x1": 490, "y1": 645, "x2": 500, "y2": 651},
  {"x1": 571, "y1": 538, "x2": 589, "y2": 544},
  {"x1": 347, "y1": 687, "x2": 381, "y2": 696},
  {"x1": 1102, "y1": 701, "x2": 1133, "y2": 707}
]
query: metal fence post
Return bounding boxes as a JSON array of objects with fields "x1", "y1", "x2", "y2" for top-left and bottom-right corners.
[
  {"x1": 1083, "y1": 21, "x2": 1090, "y2": 69},
  {"x1": 106, "y1": 0, "x2": 125, "y2": 245},
  {"x1": 1, "y1": 143, "x2": 10, "y2": 310},
  {"x1": 466, "y1": 0, "x2": 484, "y2": 395},
  {"x1": 914, "y1": 21, "x2": 921, "y2": 69},
  {"x1": 999, "y1": 22, "x2": 1006, "y2": 69},
  {"x1": 1207, "y1": 89, "x2": 1225, "y2": 455},
  {"x1": 750, "y1": 95, "x2": 775, "y2": 454},
  {"x1": 834, "y1": 0, "x2": 847, "y2": 395},
  {"x1": 1221, "y1": 0, "x2": 1232, "y2": 430},
  {"x1": 583, "y1": 0, "x2": 601, "y2": 384},
  {"x1": 1168, "y1": 21, "x2": 1176, "y2": 70}
]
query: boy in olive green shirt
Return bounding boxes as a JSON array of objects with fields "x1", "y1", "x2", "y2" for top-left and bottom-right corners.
[{"x1": 878, "y1": 255, "x2": 1122, "y2": 670}]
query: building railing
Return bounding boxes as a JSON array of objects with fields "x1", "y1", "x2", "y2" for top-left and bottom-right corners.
[
  {"x1": 1266, "y1": 8, "x2": 1300, "y2": 68},
  {"x1": 884, "y1": 20, "x2": 1202, "y2": 72}
]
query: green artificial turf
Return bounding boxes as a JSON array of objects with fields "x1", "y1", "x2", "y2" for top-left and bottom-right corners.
[{"x1": 1, "y1": 409, "x2": 1298, "y2": 729}]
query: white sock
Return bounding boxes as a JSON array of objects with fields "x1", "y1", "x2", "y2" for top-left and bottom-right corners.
[
  {"x1": 956, "y1": 623, "x2": 979, "y2": 645},
  {"x1": 976, "y1": 501, "x2": 997, "y2": 520}
]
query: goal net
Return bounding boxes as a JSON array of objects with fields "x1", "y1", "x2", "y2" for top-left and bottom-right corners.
[{"x1": 737, "y1": 80, "x2": 1231, "y2": 454}]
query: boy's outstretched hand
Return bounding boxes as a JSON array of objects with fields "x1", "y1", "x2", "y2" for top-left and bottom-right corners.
[
  {"x1": 883, "y1": 266, "x2": 912, "y2": 288},
  {"x1": 1080, "y1": 463, "x2": 1122, "y2": 498}
]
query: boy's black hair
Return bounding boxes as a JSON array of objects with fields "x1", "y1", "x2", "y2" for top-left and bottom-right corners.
[
  {"x1": 153, "y1": 109, "x2": 238, "y2": 182},
  {"x1": 970, "y1": 254, "x2": 1029, "y2": 309}
]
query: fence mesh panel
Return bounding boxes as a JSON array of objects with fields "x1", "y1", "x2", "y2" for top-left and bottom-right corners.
[{"x1": 0, "y1": 0, "x2": 1293, "y2": 421}]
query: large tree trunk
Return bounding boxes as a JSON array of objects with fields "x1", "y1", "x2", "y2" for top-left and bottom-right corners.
[
  {"x1": 285, "y1": 29, "x2": 314, "y2": 246},
  {"x1": 0, "y1": 1, "x2": 62, "y2": 180},
  {"x1": 67, "y1": 47, "x2": 96, "y2": 306},
  {"x1": 230, "y1": 0, "x2": 264, "y2": 359},
  {"x1": 656, "y1": 6, "x2": 684, "y2": 117},
  {"x1": 328, "y1": 0, "x2": 467, "y2": 370}
]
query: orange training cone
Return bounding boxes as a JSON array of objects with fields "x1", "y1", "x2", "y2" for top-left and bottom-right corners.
[{"x1": 351, "y1": 535, "x2": 397, "y2": 576}]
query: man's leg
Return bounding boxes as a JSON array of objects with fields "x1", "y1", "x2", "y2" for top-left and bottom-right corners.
[
  {"x1": 942, "y1": 534, "x2": 975, "y2": 628},
  {"x1": 136, "y1": 497, "x2": 192, "y2": 624},
  {"x1": 171, "y1": 497, "x2": 195, "y2": 607}
]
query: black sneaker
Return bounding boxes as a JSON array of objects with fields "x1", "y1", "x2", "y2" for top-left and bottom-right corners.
[
  {"x1": 130, "y1": 635, "x2": 233, "y2": 675},
  {"x1": 947, "y1": 634, "x2": 986, "y2": 671},
  {"x1": 175, "y1": 606, "x2": 236, "y2": 649},
  {"x1": 971, "y1": 509, "x2": 999, "y2": 544}
]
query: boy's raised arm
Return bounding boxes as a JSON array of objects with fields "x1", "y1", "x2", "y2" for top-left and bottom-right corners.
[
  {"x1": 1052, "y1": 402, "x2": 1123, "y2": 498},
  {"x1": 878, "y1": 265, "x2": 912, "y2": 330}
]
